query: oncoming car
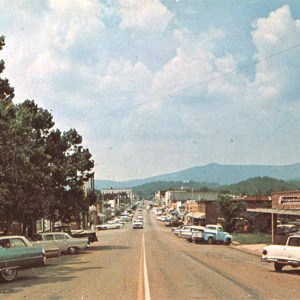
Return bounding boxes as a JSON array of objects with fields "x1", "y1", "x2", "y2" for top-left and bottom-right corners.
[{"x1": 132, "y1": 221, "x2": 143, "y2": 229}]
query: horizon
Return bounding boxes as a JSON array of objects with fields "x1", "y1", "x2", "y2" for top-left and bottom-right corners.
[
  {"x1": 95, "y1": 161, "x2": 300, "y2": 181},
  {"x1": 1, "y1": 1, "x2": 300, "y2": 181}
]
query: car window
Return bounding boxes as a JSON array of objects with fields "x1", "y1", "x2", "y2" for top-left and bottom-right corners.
[
  {"x1": 55, "y1": 234, "x2": 66, "y2": 240},
  {"x1": 10, "y1": 238, "x2": 27, "y2": 248},
  {"x1": 32, "y1": 235, "x2": 43, "y2": 241},
  {"x1": 0, "y1": 239, "x2": 11, "y2": 248},
  {"x1": 44, "y1": 234, "x2": 55, "y2": 241}
]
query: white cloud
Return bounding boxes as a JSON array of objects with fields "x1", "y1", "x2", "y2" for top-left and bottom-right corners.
[
  {"x1": 118, "y1": 0, "x2": 173, "y2": 31},
  {"x1": 252, "y1": 5, "x2": 300, "y2": 103}
]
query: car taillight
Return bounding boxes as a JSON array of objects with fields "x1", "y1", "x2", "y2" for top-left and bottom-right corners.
[{"x1": 262, "y1": 249, "x2": 267, "y2": 255}]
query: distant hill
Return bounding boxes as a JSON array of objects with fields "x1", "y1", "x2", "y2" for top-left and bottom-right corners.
[
  {"x1": 221, "y1": 176, "x2": 300, "y2": 195},
  {"x1": 132, "y1": 181, "x2": 220, "y2": 199},
  {"x1": 95, "y1": 163, "x2": 300, "y2": 189}
]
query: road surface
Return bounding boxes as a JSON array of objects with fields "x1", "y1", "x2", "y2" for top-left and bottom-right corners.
[{"x1": 1, "y1": 211, "x2": 300, "y2": 299}]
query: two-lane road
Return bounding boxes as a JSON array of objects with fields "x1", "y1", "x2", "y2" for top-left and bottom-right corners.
[{"x1": 1, "y1": 212, "x2": 300, "y2": 299}]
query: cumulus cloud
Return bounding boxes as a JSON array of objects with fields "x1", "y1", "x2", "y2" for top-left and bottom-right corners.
[
  {"x1": 118, "y1": 0, "x2": 173, "y2": 31},
  {"x1": 252, "y1": 5, "x2": 300, "y2": 103},
  {"x1": 1, "y1": 1, "x2": 300, "y2": 179}
]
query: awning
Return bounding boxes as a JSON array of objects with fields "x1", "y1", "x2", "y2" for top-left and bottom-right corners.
[
  {"x1": 186, "y1": 212, "x2": 205, "y2": 219},
  {"x1": 247, "y1": 208, "x2": 300, "y2": 216}
]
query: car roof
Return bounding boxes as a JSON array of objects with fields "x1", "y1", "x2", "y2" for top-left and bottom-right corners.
[
  {"x1": 36, "y1": 232, "x2": 67, "y2": 235},
  {"x1": 0, "y1": 235, "x2": 26, "y2": 239}
]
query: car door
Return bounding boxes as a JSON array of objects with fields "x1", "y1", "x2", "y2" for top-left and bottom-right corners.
[
  {"x1": 54, "y1": 234, "x2": 68, "y2": 252},
  {"x1": 6, "y1": 238, "x2": 39, "y2": 268}
]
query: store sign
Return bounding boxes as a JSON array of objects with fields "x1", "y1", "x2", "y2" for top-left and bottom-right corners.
[{"x1": 279, "y1": 196, "x2": 300, "y2": 205}]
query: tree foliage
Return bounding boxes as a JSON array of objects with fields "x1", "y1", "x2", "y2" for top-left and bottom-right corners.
[
  {"x1": 0, "y1": 36, "x2": 94, "y2": 234},
  {"x1": 218, "y1": 194, "x2": 246, "y2": 232}
]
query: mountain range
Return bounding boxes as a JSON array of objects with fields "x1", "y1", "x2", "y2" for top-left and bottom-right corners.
[{"x1": 95, "y1": 163, "x2": 300, "y2": 189}]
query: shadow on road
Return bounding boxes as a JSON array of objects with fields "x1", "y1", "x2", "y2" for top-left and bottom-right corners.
[
  {"x1": 0, "y1": 254, "x2": 103, "y2": 296},
  {"x1": 88, "y1": 245, "x2": 131, "y2": 251}
]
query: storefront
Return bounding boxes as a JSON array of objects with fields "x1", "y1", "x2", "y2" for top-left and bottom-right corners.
[{"x1": 248, "y1": 190, "x2": 300, "y2": 244}]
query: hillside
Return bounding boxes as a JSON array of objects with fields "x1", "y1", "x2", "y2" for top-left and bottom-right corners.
[
  {"x1": 95, "y1": 163, "x2": 300, "y2": 189},
  {"x1": 221, "y1": 177, "x2": 300, "y2": 195},
  {"x1": 130, "y1": 177, "x2": 300, "y2": 199}
]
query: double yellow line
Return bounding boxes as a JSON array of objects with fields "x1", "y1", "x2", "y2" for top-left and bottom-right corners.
[{"x1": 137, "y1": 233, "x2": 151, "y2": 300}]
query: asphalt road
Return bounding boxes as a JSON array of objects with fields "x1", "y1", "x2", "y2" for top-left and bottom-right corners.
[{"x1": 1, "y1": 211, "x2": 300, "y2": 300}]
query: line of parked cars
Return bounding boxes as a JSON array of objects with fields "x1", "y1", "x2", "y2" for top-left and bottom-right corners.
[
  {"x1": 96, "y1": 214, "x2": 132, "y2": 230},
  {"x1": 0, "y1": 230, "x2": 92, "y2": 283},
  {"x1": 172, "y1": 223, "x2": 232, "y2": 245}
]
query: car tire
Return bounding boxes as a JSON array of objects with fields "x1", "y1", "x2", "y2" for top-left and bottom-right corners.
[
  {"x1": 0, "y1": 268, "x2": 18, "y2": 282},
  {"x1": 207, "y1": 237, "x2": 214, "y2": 244},
  {"x1": 68, "y1": 247, "x2": 78, "y2": 254},
  {"x1": 274, "y1": 262, "x2": 283, "y2": 272},
  {"x1": 225, "y1": 238, "x2": 231, "y2": 245}
]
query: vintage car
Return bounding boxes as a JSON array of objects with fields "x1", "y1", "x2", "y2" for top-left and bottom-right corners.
[
  {"x1": 96, "y1": 221, "x2": 123, "y2": 230},
  {"x1": 0, "y1": 236, "x2": 45, "y2": 282},
  {"x1": 262, "y1": 234, "x2": 300, "y2": 272},
  {"x1": 32, "y1": 232, "x2": 88, "y2": 255},
  {"x1": 132, "y1": 221, "x2": 143, "y2": 229},
  {"x1": 202, "y1": 225, "x2": 232, "y2": 245},
  {"x1": 53, "y1": 225, "x2": 98, "y2": 244}
]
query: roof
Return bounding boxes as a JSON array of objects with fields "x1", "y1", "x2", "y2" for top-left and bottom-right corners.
[
  {"x1": 243, "y1": 195, "x2": 271, "y2": 201},
  {"x1": 247, "y1": 208, "x2": 300, "y2": 216}
]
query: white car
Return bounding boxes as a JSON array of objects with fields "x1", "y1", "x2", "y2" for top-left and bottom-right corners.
[
  {"x1": 96, "y1": 223, "x2": 123, "y2": 230},
  {"x1": 32, "y1": 232, "x2": 88, "y2": 254},
  {"x1": 132, "y1": 221, "x2": 143, "y2": 229}
]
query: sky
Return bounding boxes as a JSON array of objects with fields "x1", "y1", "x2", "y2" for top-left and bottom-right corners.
[{"x1": 1, "y1": 0, "x2": 300, "y2": 181}]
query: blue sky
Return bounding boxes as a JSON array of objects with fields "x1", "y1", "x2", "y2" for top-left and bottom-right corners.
[{"x1": 1, "y1": 0, "x2": 300, "y2": 180}]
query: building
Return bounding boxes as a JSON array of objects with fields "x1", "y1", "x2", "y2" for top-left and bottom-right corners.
[
  {"x1": 248, "y1": 190, "x2": 300, "y2": 244},
  {"x1": 101, "y1": 188, "x2": 133, "y2": 216}
]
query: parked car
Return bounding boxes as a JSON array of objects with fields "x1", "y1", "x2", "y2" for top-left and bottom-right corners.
[
  {"x1": 96, "y1": 222, "x2": 123, "y2": 230},
  {"x1": 179, "y1": 226, "x2": 203, "y2": 239},
  {"x1": 32, "y1": 232, "x2": 88, "y2": 254},
  {"x1": 186, "y1": 226, "x2": 206, "y2": 242},
  {"x1": 202, "y1": 225, "x2": 232, "y2": 245},
  {"x1": 132, "y1": 221, "x2": 143, "y2": 229},
  {"x1": 262, "y1": 234, "x2": 300, "y2": 272},
  {"x1": 165, "y1": 220, "x2": 183, "y2": 227},
  {"x1": 0, "y1": 236, "x2": 46, "y2": 282},
  {"x1": 53, "y1": 225, "x2": 98, "y2": 244}
]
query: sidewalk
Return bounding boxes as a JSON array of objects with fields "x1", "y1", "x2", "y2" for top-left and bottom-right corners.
[{"x1": 231, "y1": 242, "x2": 268, "y2": 256}]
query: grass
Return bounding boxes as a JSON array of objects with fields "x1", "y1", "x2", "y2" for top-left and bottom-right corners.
[{"x1": 232, "y1": 233, "x2": 272, "y2": 244}]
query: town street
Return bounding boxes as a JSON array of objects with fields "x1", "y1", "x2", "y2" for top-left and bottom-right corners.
[{"x1": 1, "y1": 212, "x2": 300, "y2": 300}]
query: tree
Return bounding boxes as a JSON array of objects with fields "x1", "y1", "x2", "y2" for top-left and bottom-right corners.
[
  {"x1": 45, "y1": 128, "x2": 94, "y2": 223},
  {"x1": 1, "y1": 100, "x2": 55, "y2": 235},
  {"x1": 218, "y1": 194, "x2": 246, "y2": 232},
  {"x1": 0, "y1": 35, "x2": 16, "y2": 229}
]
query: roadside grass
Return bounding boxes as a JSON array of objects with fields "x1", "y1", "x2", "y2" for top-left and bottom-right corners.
[{"x1": 232, "y1": 233, "x2": 272, "y2": 244}]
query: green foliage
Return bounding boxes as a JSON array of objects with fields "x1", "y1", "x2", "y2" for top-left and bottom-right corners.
[
  {"x1": 132, "y1": 180, "x2": 218, "y2": 199},
  {"x1": 0, "y1": 36, "x2": 94, "y2": 233},
  {"x1": 221, "y1": 176, "x2": 300, "y2": 195},
  {"x1": 218, "y1": 195, "x2": 247, "y2": 232},
  {"x1": 232, "y1": 233, "x2": 272, "y2": 244}
]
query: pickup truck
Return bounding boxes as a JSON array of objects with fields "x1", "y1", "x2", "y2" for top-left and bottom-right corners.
[
  {"x1": 191, "y1": 225, "x2": 232, "y2": 245},
  {"x1": 262, "y1": 234, "x2": 300, "y2": 272},
  {"x1": 0, "y1": 236, "x2": 45, "y2": 282}
]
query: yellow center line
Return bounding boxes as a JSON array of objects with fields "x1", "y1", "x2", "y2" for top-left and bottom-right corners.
[{"x1": 137, "y1": 236, "x2": 144, "y2": 300}]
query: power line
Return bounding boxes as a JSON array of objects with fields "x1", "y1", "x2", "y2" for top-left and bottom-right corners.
[{"x1": 62, "y1": 42, "x2": 300, "y2": 127}]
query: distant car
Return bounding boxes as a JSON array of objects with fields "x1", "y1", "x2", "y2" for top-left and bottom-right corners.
[
  {"x1": 32, "y1": 232, "x2": 88, "y2": 254},
  {"x1": 0, "y1": 236, "x2": 46, "y2": 282},
  {"x1": 96, "y1": 223, "x2": 123, "y2": 230},
  {"x1": 132, "y1": 221, "x2": 143, "y2": 229}
]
